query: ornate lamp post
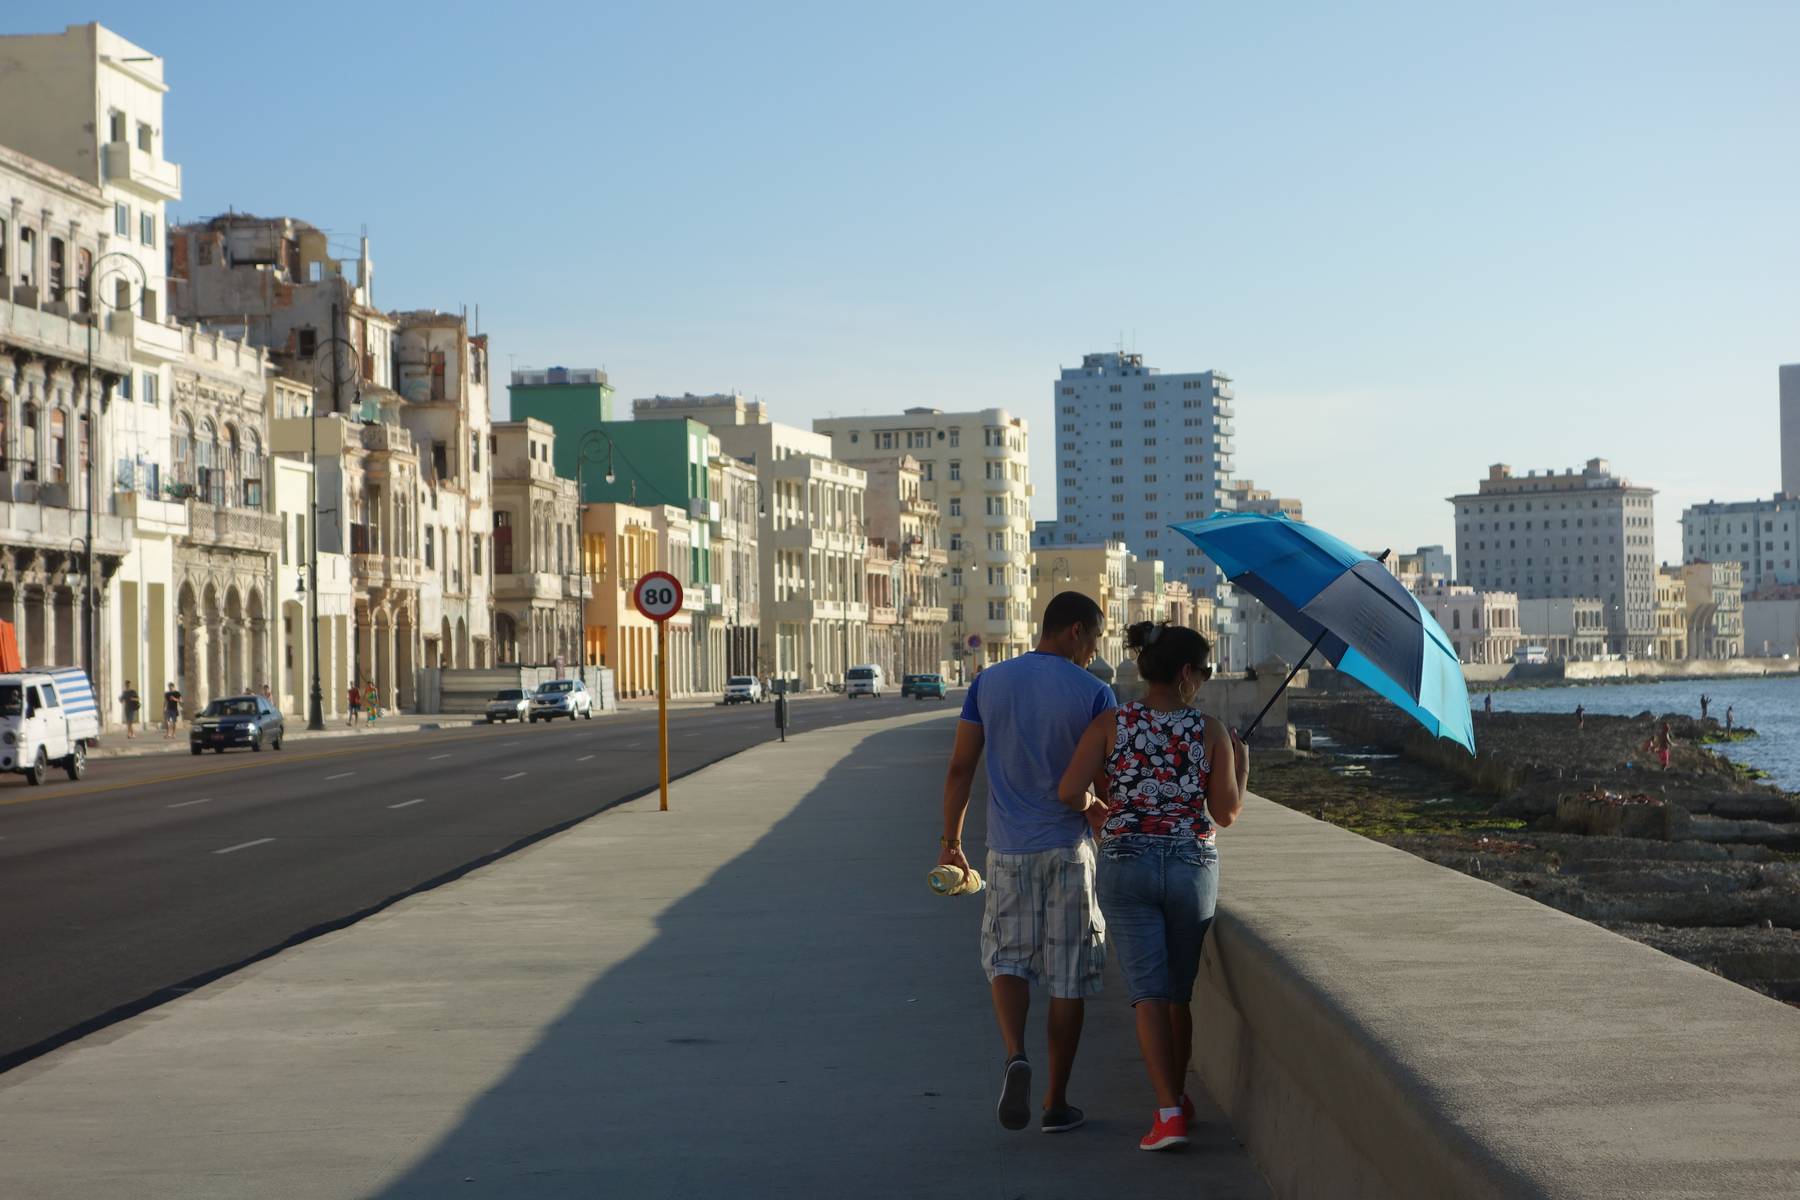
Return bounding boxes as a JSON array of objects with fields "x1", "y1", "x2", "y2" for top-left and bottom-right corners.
[
  {"x1": 573, "y1": 428, "x2": 616, "y2": 684},
  {"x1": 304, "y1": 305, "x2": 362, "y2": 730},
  {"x1": 78, "y1": 251, "x2": 146, "y2": 700}
]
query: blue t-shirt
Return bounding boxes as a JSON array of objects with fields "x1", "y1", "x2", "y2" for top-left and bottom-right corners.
[{"x1": 961, "y1": 652, "x2": 1117, "y2": 854}]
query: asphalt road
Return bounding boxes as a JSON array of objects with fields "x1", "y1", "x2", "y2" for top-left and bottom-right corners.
[{"x1": 0, "y1": 691, "x2": 959, "y2": 1072}]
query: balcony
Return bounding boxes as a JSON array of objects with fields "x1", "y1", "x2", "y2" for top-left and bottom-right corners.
[
  {"x1": 116, "y1": 490, "x2": 188, "y2": 537},
  {"x1": 907, "y1": 605, "x2": 949, "y2": 625},
  {"x1": 354, "y1": 552, "x2": 419, "y2": 591},
  {"x1": 103, "y1": 140, "x2": 182, "y2": 201},
  {"x1": 107, "y1": 310, "x2": 187, "y2": 360},
  {"x1": 870, "y1": 605, "x2": 898, "y2": 626},
  {"x1": 184, "y1": 503, "x2": 281, "y2": 553}
]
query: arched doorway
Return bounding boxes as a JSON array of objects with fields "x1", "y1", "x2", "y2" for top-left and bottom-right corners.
[
  {"x1": 440, "y1": 617, "x2": 454, "y2": 669},
  {"x1": 455, "y1": 616, "x2": 469, "y2": 668},
  {"x1": 495, "y1": 612, "x2": 517, "y2": 665}
]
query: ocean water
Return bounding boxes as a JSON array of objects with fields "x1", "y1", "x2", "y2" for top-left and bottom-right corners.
[{"x1": 1476, "y1": 675, "x2": 1800, "y2": 793}]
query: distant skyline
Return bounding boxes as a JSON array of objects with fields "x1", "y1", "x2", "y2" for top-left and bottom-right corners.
[{"x1": 16, "y1": 1, "x2": 1798, "y2": 568}]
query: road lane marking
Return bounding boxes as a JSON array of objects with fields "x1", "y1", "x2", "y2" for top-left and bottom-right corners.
[
  {"x1": 324, "y1": 771, "x2": 355, "y2": 780},
  {"x1": 429, "y1": 753, "x2": 451, "y2": 760},
  {"x1": 388, "y1": 798, "x2": 427, "y2": 809},
  {"x1": 500, "y1": 742, "x2": 517, "y2": 748},
  {"x1": 166, "y1": 797, "x2": 213, "y2": 809},
  {"x1": 501, "y1": 771, "x2": 527, "y2": 781},
  {"x1": 577, "y1": 754, "x2": 595, "y2": 762},
  {"x1": 214, "y1": 838, "x2": 275, "y2": 856}
]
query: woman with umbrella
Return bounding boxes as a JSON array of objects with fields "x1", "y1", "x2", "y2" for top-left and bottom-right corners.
[{"x1": 1057, "y1": 622, "x2": 1246, "y2": 1152}]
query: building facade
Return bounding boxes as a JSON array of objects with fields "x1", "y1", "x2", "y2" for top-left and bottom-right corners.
[
  {"x1": 1744, "y1": 584, "x2": 1800, "y2": 658},
  {"x1": 582, "y1": 501, "x2": 660, "y2": 698},
  {"x1": 1048, "y1": 352, "x2": 1236, "y2": 600},
  {"x1": 1680, "y1": 496, "x2": 1799, "y2": 595},
  {"x1": 851, "y1": 454, "x2": 946, "y2": 679},
  {"x1": 490, "y1": 419, "x2": 585, "y2": 668},
  {"x1": 1030, "y1": 541, "x2": 1129, "y2": 670},
  {"x1": 1450, "y1": 459, "x2": 1656, "y2": 657},
  {"x1": 1416, "y1": 582, "x2": 1522, "y2": 665},
  {"x1": 1681, "y1": 560, "x2": 1744, "y2": 660},
  {"x1": 815, "y1": 407, "x2": 1033, "y2": 669},
  {"x1": 1653, "y1": 566, "x2": 1688, "y2": 661},
  {"x1": 1516, "y1": 596, "x2": 1606, "y2": 662}
]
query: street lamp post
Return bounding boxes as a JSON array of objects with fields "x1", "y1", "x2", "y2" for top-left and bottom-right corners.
[
  {"x1": 573, "y1": 429, "x2": 617, "y2": 685},
  {"x1": 79, "y1": 251, "x2": 146, "y2": 708},
  {"x1": 305, "y1": 304, "x2": 362, "y2": 730},
  {"x1": 842, "y1": 514, "x2": 865, "y2": 688}
]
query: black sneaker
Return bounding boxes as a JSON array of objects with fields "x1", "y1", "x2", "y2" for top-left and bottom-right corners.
[
  {"x1": 996, "y1": 1054, "x2": 1031, "y2": 1130},
  {"x1": 1040, "y1": 1104, "x2": 1085, "y2": 1133}
]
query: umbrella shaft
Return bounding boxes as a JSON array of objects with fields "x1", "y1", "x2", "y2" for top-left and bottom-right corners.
[{"x1": 1242, "y1": 627, "x2": 1329, "y2": 739}]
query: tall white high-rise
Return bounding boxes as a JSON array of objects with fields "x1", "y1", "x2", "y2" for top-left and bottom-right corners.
[{"x1": 1050, "y1": 351, "x2": 1236, "y2": 601}]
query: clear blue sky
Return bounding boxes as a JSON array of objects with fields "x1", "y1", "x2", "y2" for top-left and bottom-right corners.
[{"x1": 20, "y1": 1, "x2": 1798, "y2": 565}]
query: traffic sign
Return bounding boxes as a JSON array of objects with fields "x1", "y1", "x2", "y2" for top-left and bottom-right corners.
[
  {"x1": 633, "y1": 572, "x2": 684, "y2": 622},
  {"x1": 966, "y1": 634, "x2": 982, "y2": 650}
]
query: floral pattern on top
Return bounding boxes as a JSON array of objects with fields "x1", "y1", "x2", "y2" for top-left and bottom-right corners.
[{"x1": 1101, "y1": 702, "x2": 1215, "y2": 844}]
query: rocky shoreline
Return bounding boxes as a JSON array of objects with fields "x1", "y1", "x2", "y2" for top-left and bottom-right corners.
[{"x1": 1254, "y1": 696, "x2": 1800, "y2": 1005}]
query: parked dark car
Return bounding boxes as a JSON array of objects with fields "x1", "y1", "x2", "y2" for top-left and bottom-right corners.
[
  {"x1": 190, "y1": 695, "x2": 284, "y2": 754},
  {"x1": 901, "y1": 673, "x2": 949, "y2": 700}
]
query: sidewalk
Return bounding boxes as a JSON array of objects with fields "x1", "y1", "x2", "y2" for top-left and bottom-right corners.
[{"x1": 0, "y1": 709, "x2": 1267, "y2": 1198}]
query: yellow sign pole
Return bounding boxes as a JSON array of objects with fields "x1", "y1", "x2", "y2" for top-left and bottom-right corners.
[{"x1": 657, "y1": 618, "x2": 670, "y2": 811}]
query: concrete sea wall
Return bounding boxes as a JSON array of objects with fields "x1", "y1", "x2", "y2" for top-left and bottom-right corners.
[{"x1": 1193, "y1": 794, "x2": 1800, "y2": 1198}]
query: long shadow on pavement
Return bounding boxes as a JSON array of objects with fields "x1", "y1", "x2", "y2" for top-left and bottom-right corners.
[{"x1": 372, "y1": 716, "x2": 1268, "y2": 1199}]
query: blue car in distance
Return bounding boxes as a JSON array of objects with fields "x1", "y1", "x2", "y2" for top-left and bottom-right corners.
[{"x1": 901, "y1": 673, "x2": 948, "y2": 700}]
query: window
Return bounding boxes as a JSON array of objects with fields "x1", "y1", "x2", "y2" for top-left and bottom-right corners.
[
  {"x1": 425, "y1": 525, "x2": 435, "y2": 569},
  {"x1": 298, "y1": 328, "x2": 317, "y2": 359},
  {"x1": 473, "y1": 533, "x2": 483, "y2": 575},
  {"x1": 78, "y1": 414, "x2": 90, "y2": 476},
  {"x1": 243, "y1": 431, "x2": 263, "y2": 507},
  {"x1": 140, "y1": 212, "x2": 156, "y2": 247},
  {"x1": 110, "y1": 111, "x2": 126, "y2": 142},
  {"x1": 875, "y1": 431, "x2": 895, "y2": 450},
  {"x1": 948, "y1": 460, "x2": 961, "y2": 481},
  {"x1": 143, "y1": 372, "x2": 158, "y2": 406},
  {"x1": 114, "y1": 203, "x2": 129, "y2": 236},
  {"x1": 137, "y1": 122, "x2": 153, "y2": 152},
  {"x1": 429, "y1": 349, "x2": 446, "y2": 401},
  {"x1": 949, "y1": 497, "x2": 961, "y2": 516},
  {"x1": 49, "y1": 237, "x2": 65, "y2": 302},
  {"x1": 471, "y1": 432, "x2": 481, "y2": 473},
  {"x1": 948, "y1": 428, "x2": 960, "y2": 447},
  {"x1": 48, "y1": 410, "x2": 66, "y2": 484}
]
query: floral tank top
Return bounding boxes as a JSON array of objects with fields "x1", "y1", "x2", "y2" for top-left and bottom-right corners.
[{"x1": 1101, "y1": 702, "x2": 1215, "y2": 845}]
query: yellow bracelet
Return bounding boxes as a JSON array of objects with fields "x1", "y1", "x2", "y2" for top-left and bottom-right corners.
[{"x1": 939, "y1": 835, "x2": 961, "y2": 848}]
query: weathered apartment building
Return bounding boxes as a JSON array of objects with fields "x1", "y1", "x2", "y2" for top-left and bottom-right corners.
[{"x1": 169, "y1": 213, "x2": 498, "y2": 702}]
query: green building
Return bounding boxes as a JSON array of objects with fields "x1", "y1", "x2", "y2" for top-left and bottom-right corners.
[{"x1": 507, "y1": 368, "x2": 713, "y2": 587}]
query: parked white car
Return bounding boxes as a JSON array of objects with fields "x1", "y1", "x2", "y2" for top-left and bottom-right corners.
[
  {"x1": 530, "y1": 679, "x2": 594, "y2": 722},
  {"x1": 723, "y1": 676, "x2": 764, "y2": 704},
  {"x1": 0, "y1": 668, "x2": 99, "y2": 785},
  {"x1": 844, "y1": 664, "x2": 886, "y2": 699}
]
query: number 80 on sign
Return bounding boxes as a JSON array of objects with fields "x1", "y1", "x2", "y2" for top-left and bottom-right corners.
[{"x1": 633, "y1": 571, "x2": 684, "y2": 622}]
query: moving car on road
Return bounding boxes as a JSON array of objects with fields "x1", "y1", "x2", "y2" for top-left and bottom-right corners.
[
  {"x1": 0, "y1": 668, "x2": 99, "y2": 784},
  {"x1": 485, "y1": 688, "x2": 531, "y2": 723},
  {"x1": 900, "y1": 673, "x2": 948, "y2": 700},
  {"x1": 190, "y1": 695, "x2": 284, "y2": 755},
  {"x1": 530, "y1": 679, "x2": 594, "y2": 722},
  {"x1": 723, "y1": 676, "x2": 763, "y2": 704},
  {"x1": 844, "y1": 664, "x2": 886, "y2": 699}
]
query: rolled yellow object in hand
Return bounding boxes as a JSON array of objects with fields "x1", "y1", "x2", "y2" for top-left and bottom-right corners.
[{"x1": 928, "y1": 864, "x2": 984, "y2": 896}]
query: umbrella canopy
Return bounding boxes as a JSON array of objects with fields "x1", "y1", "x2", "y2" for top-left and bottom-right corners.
[{"x1": 1170, "y1": 511, "x2": 1475, "y2": 754}]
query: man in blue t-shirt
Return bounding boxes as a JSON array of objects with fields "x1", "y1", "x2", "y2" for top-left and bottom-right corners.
[{"x1": 939, "y1": 591, "x2": 1116, "y2": 1135}]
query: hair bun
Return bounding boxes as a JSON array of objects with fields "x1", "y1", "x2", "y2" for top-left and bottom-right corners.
[{"x1": 1125, "y1": 621, "x2": 1156, "y2": 651}]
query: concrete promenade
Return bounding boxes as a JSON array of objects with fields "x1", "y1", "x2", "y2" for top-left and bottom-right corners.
[{"x1": 0, "y1": 708, "x2": 1268, "y2": 1198}]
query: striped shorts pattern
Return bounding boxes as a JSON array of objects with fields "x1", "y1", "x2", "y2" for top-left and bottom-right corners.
[{"x1": 980, "y1": 840, "x2": 1107, "y2": 999}]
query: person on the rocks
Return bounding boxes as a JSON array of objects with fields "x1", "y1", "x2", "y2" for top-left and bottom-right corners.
[
  {"x1": 1575, "y1": 703, "x2": 1585, "y2": 731},
  {"x1": 1700, "y1": 694, "x2": 1711, "y2": 722},
  {"x1": 1646, "y1": 722, "x2": 1674, "y2": 771},
  {"x1": 1726, "y1": 705, "x2": 1735, "y2": 733}
]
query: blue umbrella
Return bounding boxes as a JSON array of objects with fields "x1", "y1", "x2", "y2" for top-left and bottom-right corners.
[{"x1": 1170, "y1": 511, "x2": 1475, "y2": 754}]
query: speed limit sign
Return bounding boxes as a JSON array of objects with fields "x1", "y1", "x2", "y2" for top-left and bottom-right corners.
[{"x1": 633, "y1": 571, "x2": 684, "y2": 622}]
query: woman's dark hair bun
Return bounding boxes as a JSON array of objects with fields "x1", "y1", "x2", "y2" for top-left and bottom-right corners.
[{"x1": 1131, "y1": 622, "x2": 1213, "y2": 684}]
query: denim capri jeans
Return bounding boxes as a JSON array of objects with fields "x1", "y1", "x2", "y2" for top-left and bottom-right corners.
[{"x1": 1096, "y1": 834, "x2": 1219, "y2": 1006}]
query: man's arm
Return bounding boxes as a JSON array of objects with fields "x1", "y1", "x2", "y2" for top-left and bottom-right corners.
[{"x1": 939, "y1": 720, "x2": 985, "y2": 870}]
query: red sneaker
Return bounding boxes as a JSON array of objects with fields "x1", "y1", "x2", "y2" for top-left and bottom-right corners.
[
  {"x1": 1181, "y1": 1093, "x2": 1196, "y2": 1121},
  {"x1": 1139, "y1": 1111, "x2": 1189, "y2": 1151}
]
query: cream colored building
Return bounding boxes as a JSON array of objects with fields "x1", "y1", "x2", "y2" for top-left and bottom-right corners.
[
  {"x1": 634, "y1": 393, "x2": 869, "y2": 690},
  {"x1": 1653, "y1": 566, "x2": 1688, "y2": 661},
  {"x1": 1031, "y1": 541, "x2": 1129, "y2": 669},
  {"x1": 1416, "y1": 582, "x2": 1522, "y2": 665},
  {"x1": 582, "y1": 501, "x2": 660, "y2": 698},
  {"x1": 815, "y1": 407, "x2": 1033, "y2": 670},
  {"x1": 490, "y1": 419, "x2": 586, "y2": 669},
  {"x1": 850, "y1": 454, "x2": 947, "y2": 678}
]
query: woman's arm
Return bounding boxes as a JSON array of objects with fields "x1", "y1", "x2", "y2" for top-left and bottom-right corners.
[
  {"x1": 1058, "y1": 711, "x2": 1116, "y2": 813},
  {"x1": 1204, "y1": 720, "x2": 1245, "y2": 828}
]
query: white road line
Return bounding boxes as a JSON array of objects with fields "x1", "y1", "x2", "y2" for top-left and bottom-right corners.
[
  {"x1": 499, "y1": 741, "x2": 517, "y2": 748},
  {"x1": 388, "y1": 798, "x2": 427, "y2": 810},
  {"x1": 325, "y1": 771, "x2": 355, "y2": 781},
  {"x1": 577, "y1": 754, "x2": 595, "y2": 762},
  {"x1": 429, "y1": 753, "x2": 451, "y2": 760},
  {"x1": 214, "y1": 838, "x2": 275, "y2": 856},
  {"x1": 166, "y1": 797, "x2": 213, "y2": 809},
  {"x1": 501, "y1": 771, "x2": 527, "y2": 781}
]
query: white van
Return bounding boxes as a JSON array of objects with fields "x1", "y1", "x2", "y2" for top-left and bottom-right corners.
[
  {"x1": 0, "y1": 668, "x2": 99, "y2": 785},
  {"x1": 844, "y1": 664, "x2": 886, "y2": 699}
]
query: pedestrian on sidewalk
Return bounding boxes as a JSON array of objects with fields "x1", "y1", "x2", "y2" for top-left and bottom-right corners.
[
  {"x1": 347, "y1": 684, "x2": 362, "y2": 727},
  {"x1": 161, "y1": 682, "x2": 182, "y2": 739},
  {"x1": 364, "y1": 681, "x2": 380, "y2": 723},
  {"x1": 1058, "y1": 622, "x2": 1246, "y2": 1152},
  {"x1": 119, "y1": 681, "x2": 140, "y2": 740},
  {"x1": 939, "y1": 591, "x2": 1115, "y2": 1136}
]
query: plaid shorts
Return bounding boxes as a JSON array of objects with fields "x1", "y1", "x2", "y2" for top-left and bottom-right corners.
[{"x1": 980, "y1": 840, "x2": 1107, "y2": 999}]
